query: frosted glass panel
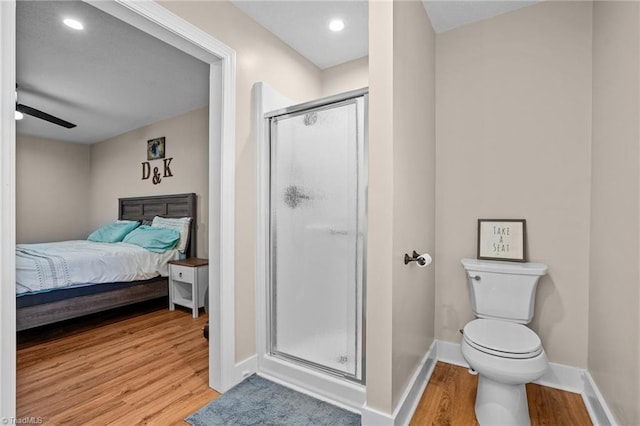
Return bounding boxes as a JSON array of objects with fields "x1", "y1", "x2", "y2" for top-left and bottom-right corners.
[{"x1": 269, "y1": 98, "x2": 364, "y2": 381}]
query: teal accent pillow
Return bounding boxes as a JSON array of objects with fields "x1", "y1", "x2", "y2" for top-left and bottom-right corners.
[
  {"x1": 87, "y1": 221, "x2": 140, "y2": 243},
  {"x1": 122, "y1": 225, "x2": 180, "y2": 253}
]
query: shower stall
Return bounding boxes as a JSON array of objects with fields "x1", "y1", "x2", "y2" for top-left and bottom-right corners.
[{"x1": 260, "y1": 88, "x2": 367, "y2": 400}]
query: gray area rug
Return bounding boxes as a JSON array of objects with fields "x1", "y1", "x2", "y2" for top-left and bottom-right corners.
[{"x1": 186, "y1": 374, "x2": 361, "y2": 426}]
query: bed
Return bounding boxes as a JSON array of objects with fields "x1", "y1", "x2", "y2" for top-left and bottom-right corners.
[{"x1": 16, "y1": 193, "x2": 197, "y2": 331}]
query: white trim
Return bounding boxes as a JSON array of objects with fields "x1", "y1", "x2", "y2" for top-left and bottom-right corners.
[
  {"x1": 254, "y1": 82, "x2": 291, "y2": 364},
  {"x1": 2, "y1": 1, "x2": 238, "y2": 410},
  {"x1": 258, "y1": 371, "x2": 361, "y2": 415},
  {"x1": 0, "y1": 0, "x2": 17, "y2": 420},
  {"x1": 436, "y1": 339, "x2": 467, "y2": 367},
  {"x1": 360, "y1": 342, "x2": 437, "y2": 426},
  {"x1": 87, "y1": 0, "x2": 225, "y2": 64},
  {"x1": 434, "y1": 340, "x2": 617, "y2": 425},
  {"x1": 582, "y1": 371, "x2": 617, "y2": 426},
  {"x1": 260, "y1": 354, "x2": 366, "y2": 412},
  {"x1": 254, "y1": 81, "x2": 293, "y2": 367},
  {"x1": 357, "y1": 340, "x2": 616, "y2": 426},
  {"x1": 536, "y1": 361, "x2": 584, "y2": 393},
  {"x1": 232, "y1": 355, "x2": 258, "y2": 385},
  {"x1": 434, "y1": 340, "x2": 585, "y2": 393},
  {"x1": 361, "y1": 406, "x2": 395, "y2": 426},
  {"x1": 393, "y1": 342, "x2": 438, "y2": 426},
  {"x1": 92, "y1": 0, "x2": 238, "y2": 393},
  {"x1": 254, "y1": 81, "x2": 267, "y2": 380}
]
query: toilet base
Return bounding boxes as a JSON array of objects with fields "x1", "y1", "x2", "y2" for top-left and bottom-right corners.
[{"x1": 475, "y1": 375, "x2": 531, "y2": 426}]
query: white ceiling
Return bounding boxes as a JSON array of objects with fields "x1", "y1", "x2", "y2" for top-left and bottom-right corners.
[
  {"x1": 16, "y1": 1, "x2": 539, "y2": 144},
  {"x1": 232, "y1": 0, "x2": 368, "y2": 70},
  {"x1": 231, "y1": 0, "x2": 539, "y2": 69},
  {"x1": 16, "y1": 1, "x2": 209, "y2": 144},
  {"x1": 423, "y1": 1, "x2": 540, "y2": 34}
]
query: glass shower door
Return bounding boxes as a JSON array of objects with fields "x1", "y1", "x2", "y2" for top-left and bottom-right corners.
[{"x1": 268, "y1": 95, "x2": 365, "y2": 382}]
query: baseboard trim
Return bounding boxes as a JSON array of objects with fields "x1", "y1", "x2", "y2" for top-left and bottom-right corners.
[
  {"x1": 243, "y1": 340, "x2": 617, "y2": 426},
  {"x1": 361, "y1": 341, "x2": 437, "y2": 426},
  {"x1": 258, "y1": 371, "x2": 361, "y2": 415},
  {"x1": 361, "y1": 405, "x2": 394, "y2": 425},
  {"x1": 434, "y1": 340, "x2": 617, "y2": 426},
  {"x1": 394, "y1": 341, "x2": 437, "y2": 426},
  {"x1": 582, "y1": 371, "x2": 617, "y2": 426},
  {"x1": 436, "y1": 339, "x2": 467, "y2": 367},
  {"x1": 435, "y1": 341, "x2": 584, "y2": 392},
  {"x1": 231, "y1": 355, "x2": 257, "y2": 387},
  {"x1": 259, "y1": 354, "x2": 366, "y2": 412},
  {"x1": 535, "y1": 361, "x2": 583, "y2": 393}
]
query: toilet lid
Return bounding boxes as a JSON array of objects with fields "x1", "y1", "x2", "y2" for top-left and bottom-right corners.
[{"x1": 463, "y1": 319, "x2": 542, "y2": 359}]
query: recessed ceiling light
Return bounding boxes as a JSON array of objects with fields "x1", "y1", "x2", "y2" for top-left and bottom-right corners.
[
  {"x1": 329, "y1": 19, "x2": 345, "y2": 32},
  {"x1": 15, "y1": 111, "x2": 24, "y2": 121},
  {"x1": 63, "y1": 18, "x2": 84, "y2": 31}
]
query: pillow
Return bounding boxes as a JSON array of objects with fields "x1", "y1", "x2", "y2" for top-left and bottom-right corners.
[
  {"x1": 115, "y1": 219, "x2": 139, "y2": 224},
  {"x1": 87, "y1": 221, "x2": 140, "y2": 243},
  {"x1": 151, "y1": 216, "x2": 192, "y2": 253},
  {"x1": 122, "y1": 225, "x2": 180, "y2": 253}
]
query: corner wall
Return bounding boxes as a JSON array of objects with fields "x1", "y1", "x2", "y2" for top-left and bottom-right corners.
[
  {"x1": 16, "y1": 135, "x2": 91, "y2": 243},
  {"x1": 367, "y1": 0, "x2": 436, "y2": 414},
  {"x1": 390, "y1": 0, "x2": 436, "y2": 410},
  {"x1": 590, "y1": 2, "x2": 640, "y2": 424},
  {"x1": 434, "y1": 1, "x2": 593, "y2": 369},
  {"x1": 321, "y1": 56, "x2": 369, "y2": 97},
  {"x1": 367, "y1": 0, "x2": 395, "y2": 412}
]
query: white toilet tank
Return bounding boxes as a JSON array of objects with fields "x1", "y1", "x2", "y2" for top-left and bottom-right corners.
[{"x1": 461, "y1": 258, "x2": 548, "y2": 324}]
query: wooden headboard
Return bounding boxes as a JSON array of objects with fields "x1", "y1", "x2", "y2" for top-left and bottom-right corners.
[{"x1": 118, "y1": 193, "x2": 198, "y2": 258}]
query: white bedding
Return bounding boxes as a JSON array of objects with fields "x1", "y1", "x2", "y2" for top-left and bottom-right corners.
[{"x1": 16, "y1": 240, "x2": 179, "y2": 295}]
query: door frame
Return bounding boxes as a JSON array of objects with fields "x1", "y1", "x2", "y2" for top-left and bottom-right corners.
[{"x1": 0, "y1": 1, "x2": 238, "y2": 418}]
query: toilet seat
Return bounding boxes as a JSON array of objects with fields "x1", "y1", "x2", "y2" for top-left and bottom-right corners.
[{"x1": 463, "y1": 319, "x2": 542, "y2": 359}]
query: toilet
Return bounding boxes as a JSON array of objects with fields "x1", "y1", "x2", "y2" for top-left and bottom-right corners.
[{"x1": 460, "y1": 258, "x2": 548, "y2": 426}]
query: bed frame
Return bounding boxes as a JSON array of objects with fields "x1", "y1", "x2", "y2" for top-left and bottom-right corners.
[{"x1": 16, "y1": 193, "x2": 198, "y2": 331}]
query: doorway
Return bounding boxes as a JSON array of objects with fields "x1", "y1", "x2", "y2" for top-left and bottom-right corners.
[{"x1": 0, "y1": 0, "x2": 236, "y2": 417}]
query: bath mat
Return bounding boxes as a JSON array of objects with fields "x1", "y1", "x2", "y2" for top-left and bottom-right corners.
[{"x1": 185, "y1": 374, "x2": 361, "y2": 426}]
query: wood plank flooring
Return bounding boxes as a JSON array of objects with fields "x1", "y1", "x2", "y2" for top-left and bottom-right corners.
[
  {"x1": 410, "y1": 361, "x2": 593, "y2": 425},
  {"x1": 18, "y1": 304, "x2": 592, "y2": 425},
  {"x1": 17, "y1": 300, "x2": 218, "y2": 425}
]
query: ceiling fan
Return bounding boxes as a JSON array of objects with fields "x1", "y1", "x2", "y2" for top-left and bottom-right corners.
[{"x1": 15, "y1": 85, "x2": 76, "y2": 129}]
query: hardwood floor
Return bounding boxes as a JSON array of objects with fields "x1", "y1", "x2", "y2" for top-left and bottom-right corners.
[
  {"x1": 18, "y1": 305, "x2": 592, "y2": 426},
  {"x1": 410, "y1": 361, "x2": 593, "y2": 425},
  {"x1": 17, "y1": 300, "x2": 218, "y2": 425}
]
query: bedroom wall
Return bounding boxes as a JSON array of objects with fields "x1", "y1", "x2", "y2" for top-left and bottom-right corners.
[
  {"x1": 16, "y1": 135, "x2": 91, "y2": 243},
  {"x1": 89, "y1": 107, "x2": 209, "y2": 257},
  {"x1": 435, "y1": 0, "x2": 593, "y2": 369}
]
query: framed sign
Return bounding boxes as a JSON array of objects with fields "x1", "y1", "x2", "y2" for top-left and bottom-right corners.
[{"x1": 477, "y1": 219, "x2": 526, "y2": 262}]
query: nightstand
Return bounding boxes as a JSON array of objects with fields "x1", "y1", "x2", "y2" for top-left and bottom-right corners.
[{"x1": 168, "y1": 258, "x2": 208, "y2": 318}]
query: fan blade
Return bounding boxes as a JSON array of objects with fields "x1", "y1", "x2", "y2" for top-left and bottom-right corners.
[{"x1": 16, "y1": 104, "x2": 76, "y2": 129}]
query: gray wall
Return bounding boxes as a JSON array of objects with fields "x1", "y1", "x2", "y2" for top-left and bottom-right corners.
[
  {"x1": 434, "y1": 1, "x2": 593, "y2": 369},
  {"x1": 16, "y1": 135, "x2": 91, "y2": 243},
  {"x1": 590, "y1": 2, "x2": 640, "y2": 424},
  {"x1": 367, "y1": 0, "x2": 436, "y2": 413}
]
